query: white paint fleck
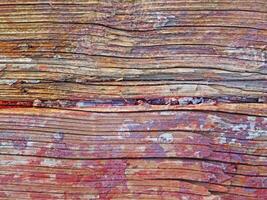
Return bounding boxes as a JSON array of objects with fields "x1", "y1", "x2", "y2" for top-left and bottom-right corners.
[
  {"x1": 229, "y1": 139, "x2": 237, "y2": 145},
  {"x1": 248, "y1": 116, "x2": 257, "y2": 121},
  {"x1": 33, "y1": 99, "x2": 42, "y2": 107},
  {"x1": 53, "y1": 54, "x2": 62, "y2": 59},
  {"x1": 247, "y1": 130, "x2": 267, "y2": 139},
  {"x1": 247, "y1": 116, "x2": 257, "y2": 132},
  {"x1": 53, "y1": 132, "x2": 64, "y2": 141},
  {"x1": 146, "y1": 136, "x2": 158, "y2": 142},
  {"x1": 76, "y1": 101, "x2": 86, "y2": 107},
  {"x1": 41, "y1": 159, "x2": 61, "y2": 167},
  {"x1": 245, "y1": 116, "x2": 267, "y2": 139},
  {"x1": 232, "y1": 124, "x2": 247, "y2": 131},
  {"x1": 210, "y1": 115, "x2": 232, "y2": 130},
  {"x1": 178, "y1": 97, "x2": 193, "y2": 105},
  {"x1": 0, "y1": 79, "x2": 17, "y2": 85},
  {"x1": 23, "y1": 80, "x2": 40, "y2": 84},
  {"x1": 19, "y1": 57, "x2": 33, "y2": 62},
  {"x1": 160, "y1": 111, "x2": 172, "y2": 116},
  {"x1": 188, "y1": 136, "x2": 194, "y2": 140},
  {"x1": 0, "y1": 141, "x2": 11, "y2": 146},
  {"x1": 138, "y1": 146, "x2": 146, "y2": 151},
  {"x1": 158, "y1": 133, "x2": 173, "y2": 143},
  {"x1": 154, "y1": 13, "x2": 176, "y2": 28},
  {"x1": 27, "y1": 141, "x2": 34, "y2": 147},
  {"x1": 118, "y1": 123, "x2": 131, "y2": 138},
  {"x1": 219, "y1": 133, "x2": 227, "y2": 144},
  {"x1": 194, "y1": 151, "x2": 201, "y2": 158}
]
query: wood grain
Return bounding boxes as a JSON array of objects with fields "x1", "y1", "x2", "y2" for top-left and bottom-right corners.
[{"x1": 0, "y1": 0, "x2": 266, "y2": 199}]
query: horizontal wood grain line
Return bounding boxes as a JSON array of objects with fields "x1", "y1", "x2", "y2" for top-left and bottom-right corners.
[
  {"x1": 0, "y1": 152, "x2": 266, "y2": 167},
  {"x1": 0, "y1": 155, "x2": 264, "y2": 175},
  {"x1": 0, "y1": 178, "x2": 265, "y2": 191}
]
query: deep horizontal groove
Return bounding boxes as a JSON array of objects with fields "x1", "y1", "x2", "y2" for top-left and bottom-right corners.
[
  {"x1": 1, "y1": 21, "x2": 267, "y2": 32},
  {"x1": 28, "y1": 77, "x2": 266, "y2": 87},
  {"x1": 1, "y1": 49, "x2": 266, "y2": 64},
  {"x1": 32, "y1": 79, "x2": 267, "y2": 86},
  {"x1": 1, "y1": 62, "x2": 266, "y2": 75},
  {"x1": 0, "y1": 105, "x2": 266, "y2": 117},
  {"x1": 3, "y1": 68, "x2": 266, "y2": 78}
]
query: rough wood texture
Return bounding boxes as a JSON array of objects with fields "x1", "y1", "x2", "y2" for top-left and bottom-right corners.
[{"x1": 0, "y1": 0, "x2": 266, "y2": 200}]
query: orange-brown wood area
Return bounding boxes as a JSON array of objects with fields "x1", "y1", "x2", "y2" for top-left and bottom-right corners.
[{"x1": 0, "y1": 1, "x2": 267, "y2": 199}]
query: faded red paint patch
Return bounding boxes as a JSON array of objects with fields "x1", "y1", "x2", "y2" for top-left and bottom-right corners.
[
  {"x1": 80, "y1": 160, "x2": 128, "y2": 199},
  {"x1": 28, "y1": 172, "x2": 50, "y2": 182},
  {"x1": 29, "y1": 193, "x2": 54, "y2": 200},
  {"x1": 56, "y1": 173, "x2": 80, "y2": 184},
  {"x1": 0, "y1": 191, "x2": 7, "y2": 198}
]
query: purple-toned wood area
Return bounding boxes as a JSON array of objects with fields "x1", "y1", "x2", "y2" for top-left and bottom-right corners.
[{"x1": 0, "y1": 1, "x2": 266, "y2": 199}]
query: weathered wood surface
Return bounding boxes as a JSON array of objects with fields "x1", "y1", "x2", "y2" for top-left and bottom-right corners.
[{"x1": 0, "y1": 0, "x2": 266, "y2": 199}]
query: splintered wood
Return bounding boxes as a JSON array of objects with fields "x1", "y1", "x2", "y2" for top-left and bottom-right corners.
[{"x1": 0, "y1": 1, "x2": 266, "y2": 200}]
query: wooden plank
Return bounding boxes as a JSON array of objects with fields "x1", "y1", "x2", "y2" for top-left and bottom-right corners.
[
  {"x1": 0, "y1": 0, "x2": 266, "y2": 199},
  {"x1": 0, "y1": 1, "x2": 266, "y2": 101}
]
